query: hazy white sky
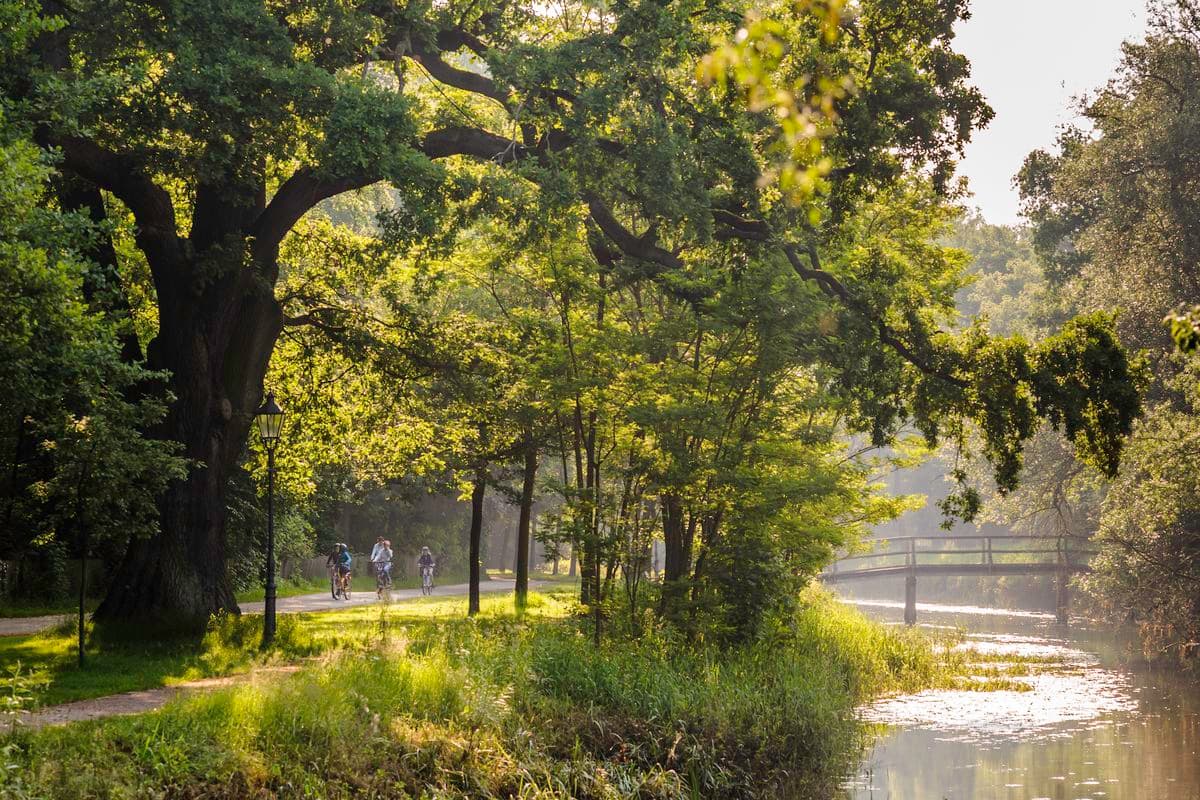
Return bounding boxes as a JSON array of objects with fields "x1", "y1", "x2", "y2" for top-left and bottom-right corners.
[{"x1": 953, "y1": 0, "x2": 1147, "y2": 225}]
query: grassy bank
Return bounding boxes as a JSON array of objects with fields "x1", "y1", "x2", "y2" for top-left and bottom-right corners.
[
  {"x1": 0, "y1": 588, "x2": 964, "y2": 799},
  {"x1": 1, "y1": 586, "x2": 519, "y2": 707}
]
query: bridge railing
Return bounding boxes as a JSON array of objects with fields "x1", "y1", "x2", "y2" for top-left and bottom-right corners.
[{"x1": 824, "y1": 535, "x2": 1097, "y2": 576}]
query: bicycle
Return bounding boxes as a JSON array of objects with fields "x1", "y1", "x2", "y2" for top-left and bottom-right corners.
[
  {"x1": 375, "y1": 560, "x2": 393, "y2": 602},
  {"x1": 420, "y1": 564, "x2": 435, "y2": 596},
  {"x1": 330, "y1": 565, "x2": 352, "y2": 600}
]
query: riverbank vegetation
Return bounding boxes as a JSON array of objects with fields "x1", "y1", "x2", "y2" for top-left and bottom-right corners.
[{"x1": 2, "y1": 589, "x2": 971, "y2": 799}]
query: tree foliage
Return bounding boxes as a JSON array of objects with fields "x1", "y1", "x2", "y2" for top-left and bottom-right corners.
[
  {"x1": 0, "y1": 104, "x2": 184, "y2": 594},
  {"x1": 986, "y1": 0, "x2": 1200, "y2": 665},
  {"x1": 0, "y1": 0, "x2": 1142, "y2": 634}
]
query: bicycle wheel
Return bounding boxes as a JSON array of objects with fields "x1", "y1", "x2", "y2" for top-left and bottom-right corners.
[
  {"x1": 330, "y1": 571, "x2": 338, "y2": 600},
  {"x1": 343, "y1": 575, "x2": 352, "y2": 600}
]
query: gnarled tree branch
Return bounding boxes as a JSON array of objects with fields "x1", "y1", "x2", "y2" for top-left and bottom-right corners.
[
  {"x1": 53, "y1": 135, "x2": 185, "y2": 295},
  {"x1": 781, "y1": 243, "x2": 968, "y2": 388},
  {"x1": 248, "y1": 170, "x2": 374, "y2": 263},
  {"x1": 584, "y1": 193, "x2": 683, "y2": 271}
]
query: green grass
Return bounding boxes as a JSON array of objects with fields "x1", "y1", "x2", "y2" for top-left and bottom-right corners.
[
  {"x1": 0, "y1": 615, "x2": 309, "y2": 708},
  {"x1": 233, "y1": 577, "x2": 327, "y2": 603},
  {"x1": 0, "y1": 587, "x2": 971, "y2": 799},
  {"x1": 0, "y1": 587, "x2": 572, "y2": 709}
]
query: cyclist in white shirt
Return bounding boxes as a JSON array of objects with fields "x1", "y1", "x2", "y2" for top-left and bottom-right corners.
[
  {"x1": 369, "y1": 536, "x2": 385, "y2": 576},
  {"x1": 377, "y1": 540, "x2": 393, "y2": 588}
]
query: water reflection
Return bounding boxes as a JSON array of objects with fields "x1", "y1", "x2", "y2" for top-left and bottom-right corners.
[{"x1": 840, "y1": 596, "x2": 1200, "y2": 800}]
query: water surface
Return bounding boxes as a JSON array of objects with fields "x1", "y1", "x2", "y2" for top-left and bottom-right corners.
[{"x1": 841, "y1": 597, "x2": 1200, "y2": 800}]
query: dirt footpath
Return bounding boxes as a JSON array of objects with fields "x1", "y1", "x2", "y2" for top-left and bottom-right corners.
[
  {"x1": 6, "y1": 666, "x2": 302, "y2": 732},
  {"x1": 0, "y1": 615, "x2": 69, "y2": 636}
]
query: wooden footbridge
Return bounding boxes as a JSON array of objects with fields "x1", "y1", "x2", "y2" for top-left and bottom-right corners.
[{"x1": 819, "y1": 535, "x2": 1095, "y2": 625}]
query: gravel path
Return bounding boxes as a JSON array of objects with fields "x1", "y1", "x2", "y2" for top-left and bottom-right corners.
[
  {"x1": 0, "y1": 615, "x2": 69, "y2": 636},
  {"x1": 0, "y1": 577, "x2": 531, "y2": 637},
  {"x1": 239, "y1": 576, "x2": 529, "y2": 614}
]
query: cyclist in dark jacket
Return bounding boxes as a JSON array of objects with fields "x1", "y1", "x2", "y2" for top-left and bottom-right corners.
[
  {"x1": 326, "y1": 543, "x2": 352, "y2": 577},
  {"x1": 418, "y1": 547, "x2": 434, "y2": 571},
  {"x1": 418, "y1": 547, "x2": 435, "y2": 589}
]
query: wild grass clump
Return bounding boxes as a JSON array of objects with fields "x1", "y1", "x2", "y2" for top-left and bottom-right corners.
[
  {"x1": 4, "y1": 648, "x2": 682, "y2": 799},
  {"x1": 788, "y1": 585, "x2": 959, "y2": 696},
  {"x1": 509, "y1": 588, "x2": 962, "y2": 797},
  {"x1": 198, "y1": 611, "x2": 319, "y2": 673}
]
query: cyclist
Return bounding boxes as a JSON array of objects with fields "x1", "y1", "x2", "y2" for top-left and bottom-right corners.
[
  {"x1": 418, "y1": 546, "x2": 435, "y2": 591},
  {"x1": 335, "y1": 543, "x2": 352, "y2": 595},
  {"x1": 369, "y1": 536, "x2": 385, "y2": 575},
  {"x1": 324, "y1": 542, "x2": 343, "y2": 571},
  {"x1": 376, "y1": 539, "x2": 393, "y2": 589},
  {"x1": 324, "y1": 542, "x2": 351, "y2": 598}
]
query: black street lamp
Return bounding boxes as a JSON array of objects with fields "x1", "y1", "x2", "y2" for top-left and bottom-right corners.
[{"x1": 255, "y1": 391, "x2": 285, "y2": 646}]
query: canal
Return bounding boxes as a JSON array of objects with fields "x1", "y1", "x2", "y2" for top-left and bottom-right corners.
[{"x1": 840, "y1": 596, "x2": 1200, "y2": 800}]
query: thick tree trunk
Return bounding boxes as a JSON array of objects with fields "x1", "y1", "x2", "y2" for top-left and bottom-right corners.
[
  {"x1": 96, "y1": 258, "x2": 282, "y2": 628},
  {"x1": 515, "y1": 440, "x2": 538, "y2": 613},
  {"x1": 661, "y1": 494, "x2": 687, "y2": 583},
  {"x1": 468, "y1": 468, "x2": 486, "y2": 616},
  {"x1": 660, "y1": 493, "x2": 695, "y2": 619},
  {"x1": 690, "y1": 511, "x2": 722, "y2": 603}
]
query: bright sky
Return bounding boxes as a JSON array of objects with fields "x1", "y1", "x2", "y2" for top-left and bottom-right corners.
[{"x1": 953, "y1": 0, "x2": 1147, "y2": 225}]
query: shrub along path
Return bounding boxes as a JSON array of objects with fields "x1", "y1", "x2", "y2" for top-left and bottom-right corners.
[{"x1": 0, "y1": 577, "x2": 535, "y2": 636}]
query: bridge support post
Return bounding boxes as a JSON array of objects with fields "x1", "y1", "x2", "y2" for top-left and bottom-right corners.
[
  {"x1": 904, "y1": 574, "x2": 917, "y2": 626},
  {"x1": 1055, "y1": 570, "x2": 1069, "y2": 625}
]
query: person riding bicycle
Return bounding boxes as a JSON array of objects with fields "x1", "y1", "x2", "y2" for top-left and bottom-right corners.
[
  {"x1": 369, "y1": 536, "x2": 385, "y2": 578},
  {"x1": 324, "y1": 543, "x2": 343, "y2": 571},
  {"x1": 369, "y1": 536, "x2": 385, "y2": 575},
  {"x1": 376, "y1": 540, "x2": 394, "y2": 588},
  {"x1": 418, "y1": 546, "x2": 435, "y2": 582},
  {"x1": 323, "y1": 543, "x2": 353, "y2": 598},
  {"x1": 335, "y1": 543, "x2": 352, "y2": 581}
]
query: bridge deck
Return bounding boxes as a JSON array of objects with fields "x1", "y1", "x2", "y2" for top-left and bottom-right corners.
[
  {"x1": 821, "y1": 561, "x2": 1091, "y2": 583},
  {"x1": 819, "y1": 535, "x2": 1095, "y2": 583},
  {"x1": 823, "y1": 535, "x2": 1092, "y2": 624}
]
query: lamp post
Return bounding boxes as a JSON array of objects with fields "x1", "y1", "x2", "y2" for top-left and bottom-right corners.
[{"x1": 255, "y1": 391, "x2": 285, "y2": 647}]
